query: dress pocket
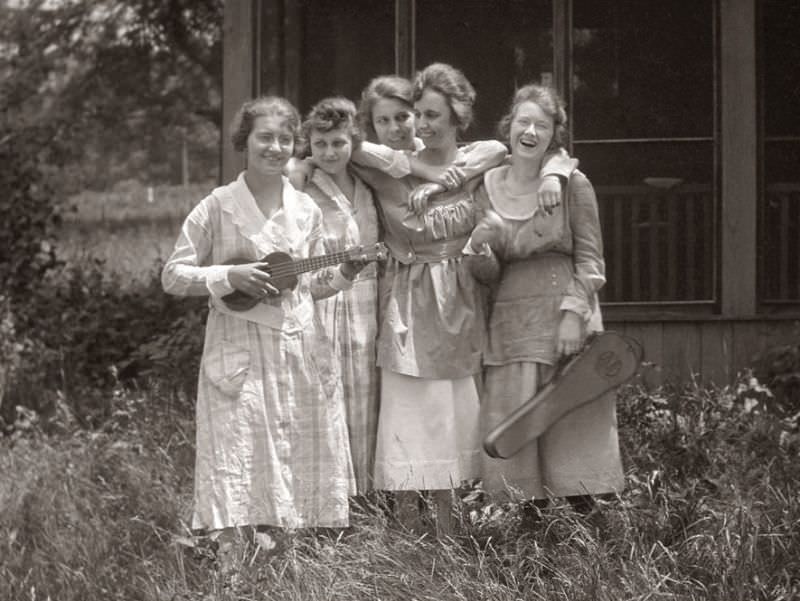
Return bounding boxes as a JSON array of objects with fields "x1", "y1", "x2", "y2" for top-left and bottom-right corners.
[{"x1": 203, "y1": 341, "x2": 251, "y2": 397}]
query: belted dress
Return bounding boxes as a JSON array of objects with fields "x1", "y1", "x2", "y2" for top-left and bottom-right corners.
[{"x1": 476, "y1": 166, "x2": 625, "y2": 499}]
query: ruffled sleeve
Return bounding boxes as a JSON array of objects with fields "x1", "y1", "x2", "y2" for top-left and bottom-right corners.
[
  {"x1": 560, "y1": 172, "x2": 606, "y2": 321},
  {"x1": 161, "y1": 195, "x2": 235, "y2": 298}
]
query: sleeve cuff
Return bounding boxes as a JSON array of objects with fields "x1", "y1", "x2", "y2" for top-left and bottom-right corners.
[
  {"x1": 330, "y1": 267, "x2": 355, "y2": 291},
  {"x1": 206, "y1": 265, "x2": 236, "y2": 297},
  {"x1": 386, "y1": 152, "x2": 411, "y2": 178},
  {"x1": 559, "y1": 297, "x2": 591, "y2": 323}
]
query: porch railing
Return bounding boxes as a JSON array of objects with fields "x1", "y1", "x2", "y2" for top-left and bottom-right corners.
[
  {"x1": 594, "y1": 184, "x2": 715, "y2": 304},
  {"x1": 761, "y1": 183, "x2": 800, "y2": 304}
]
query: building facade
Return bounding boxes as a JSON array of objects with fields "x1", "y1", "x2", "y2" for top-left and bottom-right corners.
[{"x1": 222, "y1": 0, "x2": 800, "y2": 385}]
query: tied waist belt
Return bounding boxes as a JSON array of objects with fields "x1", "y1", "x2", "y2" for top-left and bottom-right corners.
[{"x1": 384, "y1": 235, "x2": 470, "y2": 265}]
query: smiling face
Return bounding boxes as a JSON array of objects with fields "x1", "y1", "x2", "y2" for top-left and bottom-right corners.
[
  {"x1": 371, "y1": 97, "x2": 415, "y2": 150},
  {"x1": 309, "y1": 126, "x2": 353, "y2": 176},
  {"x1": 414, "y1": 88, "x2": 458, "y2": 151},
  {"x1": 246, "y1": 114, "x2": 294, "y2": 176},
  {"x1": 509, "y1": 100, "x2": 554, "y2": 162}
]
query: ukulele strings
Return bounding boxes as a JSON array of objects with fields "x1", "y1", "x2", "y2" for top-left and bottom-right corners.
[{"x1": 262, "y1": 250, "x2": 360, "y2": 278}]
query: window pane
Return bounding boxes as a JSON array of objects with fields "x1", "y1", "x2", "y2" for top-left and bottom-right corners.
[
  {"x1": 571, "y1": 0, "x2": 716, "y2": 304},
  {"x1": 571, "y1": 0, "x2": 714, "y2": 140},
  {"x1": 415, "y1": 0, "x2": 553, "y2": 140},
  {"x1": 760, "y1": 0, "x2": 800, "y2": 304},
  {"x1": 297, "y1": 0, "x2": 395, "y2": 114}
]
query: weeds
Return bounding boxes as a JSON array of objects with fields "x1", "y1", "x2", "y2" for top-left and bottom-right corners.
[{"x1": 1, "y1": 378, "x2": 798, "y2": 601}]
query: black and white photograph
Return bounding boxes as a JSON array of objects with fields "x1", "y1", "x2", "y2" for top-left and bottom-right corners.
[{"x1": 1, "y1": 1, "x2": 799, "y2": 599}]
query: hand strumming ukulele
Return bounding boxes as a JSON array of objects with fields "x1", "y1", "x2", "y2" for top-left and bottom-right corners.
[{"x1": 221, "y1": 242, "x2": 389, "y2": 311}]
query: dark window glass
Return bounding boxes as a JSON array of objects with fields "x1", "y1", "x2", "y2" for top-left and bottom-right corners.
[
  {"x1": 760, "y1": 0, "x2": 800, "y2": 304},
  {"x1": 571, "y1": 0, "x2": 714, "y2": 140},
  {"x1": 572, "y1": 0, "x2": 716, "y2": 304},
  {"x1": 415, "y1": 0, "x2": 553, "y2": 140},
  {"x1": 297, "y1": 0, "x2": 395, "y2": 114}
]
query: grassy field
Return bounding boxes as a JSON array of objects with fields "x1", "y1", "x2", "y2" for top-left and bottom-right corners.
[
  {"x1": 58, "y1": 181, "x2": 213, "y2": 283},
  {"x1": 1, "y1": 378, "x2": 798, "y2": 601}
]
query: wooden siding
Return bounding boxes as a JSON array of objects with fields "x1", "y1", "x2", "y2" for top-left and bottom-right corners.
[{"x1": 606, "y1": 317, "x2": 800, "y2": 388}]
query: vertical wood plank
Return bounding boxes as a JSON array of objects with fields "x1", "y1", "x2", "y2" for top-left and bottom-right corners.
[
  {"x1": 720, "y1": 0, "x2": 757, "y2": 315},
  {"x1": 222, "y1": 0, "x2": 256, "y2": 183},
  {"x1": 662, "y1": 322, "x2": 702, "y2": 384},
  {"x1": 732, "y1": 321, "x2": 763, "y2": 377},
  {"x1": 700, "y1": 321, "x2": 734, "y2": 385},
  {"x1": 623, "y1": 322, "x2": 664, "y2": 388}
]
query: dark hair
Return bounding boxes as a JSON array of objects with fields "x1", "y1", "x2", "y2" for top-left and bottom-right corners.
[
  {"x1": 229, "y1": 96, "x2": 301, "y2": 152},
  {"x1": 357, "y1": 75, "x2": 414, "y2": 142},
  {"x1": 497, "y1": 84, "x2": 569, "y2": 151},
  {"x1": 412, "y1": 62, "x2": 475, "y2": 132},
  {"x1": 300, "y1": 96, "x2": 362, "y2": 156}
]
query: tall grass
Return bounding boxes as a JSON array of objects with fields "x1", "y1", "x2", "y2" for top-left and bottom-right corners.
[
  {"x1": 2, "y1": 379, "x2": 798, "y2": 600},
  {"x1": 58, "y1": 181, "x2": 213, "y2": 283}
]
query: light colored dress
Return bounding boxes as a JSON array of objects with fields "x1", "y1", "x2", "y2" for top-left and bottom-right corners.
[
  {"x1": 354, "y1": 158, "x2": 493, "y2": 491},
  {"x1": 477, "y1": 166, "x2": 624, "y2": 499},
  {"x1": 304, "y1": 169, "x2": 380, "y2": 494},
  {"x1": 352, "y1": 146, "x2": 578, "y2": 491},
  {"x1": 162, "y1": 173, "x2": 355, "y2": 530}
]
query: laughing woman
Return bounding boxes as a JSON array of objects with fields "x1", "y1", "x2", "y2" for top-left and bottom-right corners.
[
  {"x1": 472, "y1": 84, "x2": 624, "y2": 510},
  {"x1": 300, "y1": 97, "x2": 380, "y2": 495},
  {"x1": 162, "y1": 97, "x2": 358, "y2": 569}
]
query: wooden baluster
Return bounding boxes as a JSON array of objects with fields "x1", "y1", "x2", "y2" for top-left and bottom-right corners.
[
  {"x1": 630, "y1": 199, "x2": 640, "y2": 302},
  {"x1": 667, "y1": 191, "x2": 679, "y2": 300},
  {"x1": 686, "y1": 193, "x2": 697, "y2": 300},
  {"x1": 648, "y1": 194, "x2": 660, "y2": 301},
  {"x1": 780, "y1": 190, "x2": 790, "y2": 300},
  {"x1": 613, "y1": 194, "x2": 624, "y2": 302}
]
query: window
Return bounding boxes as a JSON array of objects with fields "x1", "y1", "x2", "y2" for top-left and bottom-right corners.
[
  {"x1": 415, "y1": 0, "x2": 553, "y2": 140},
  {"x1": 258, "y1": 0, "x2": 395, "y2": 116},
  {"x1": 570, "y1": 0, "x2": 717, "y2": 305},
  {"x1": 759, "y1": 0, "x2": 800, "y2": 305}
]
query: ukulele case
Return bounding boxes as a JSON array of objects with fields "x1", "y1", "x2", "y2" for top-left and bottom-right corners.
[{"x1": 483, "y1": 330, "x2": 642, "y2": 460}]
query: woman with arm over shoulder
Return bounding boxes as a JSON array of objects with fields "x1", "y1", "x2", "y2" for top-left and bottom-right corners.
[
  {"x1": 161, "y1": 97, "x2": 357, "y2": 566},
  {"x1": 474, "y1": 84, "x2": 624, "y2": 512},
  {"x1": 300, "y1": 96, "x2": 380, "y2": 496}
]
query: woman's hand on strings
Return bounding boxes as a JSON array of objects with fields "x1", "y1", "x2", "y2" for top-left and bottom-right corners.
[{"x1": 228, "y1": 262, "x2": 281, "y2": 298}]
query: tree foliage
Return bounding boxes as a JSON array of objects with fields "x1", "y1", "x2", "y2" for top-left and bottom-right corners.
[{"x1": 1, "y1": 0, "x2": 223, "y2": 191}]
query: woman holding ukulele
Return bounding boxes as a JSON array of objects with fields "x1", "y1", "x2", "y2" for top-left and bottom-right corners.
[{"x1": 162, "y1": 96, "x2": 364, "y2": 570}]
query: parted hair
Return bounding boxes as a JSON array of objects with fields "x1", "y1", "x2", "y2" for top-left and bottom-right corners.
[
  {"x1": 357, "y1": 75, "x2": 414, "y2": 142},
  {"x1": 497, "y1": 84, "x2": 569, "y2": 151},
  {"x1": 229, "y1": 96, "x2": 301, "y2": 152},
  {"x1": 412, "y1": 62, "x2": 475, "y2": 132},
  {"x1": 300, "y1": 96, "x2": 362, "y2": 155}
]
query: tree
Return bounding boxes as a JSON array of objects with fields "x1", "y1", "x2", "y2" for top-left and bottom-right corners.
[{"x1": 0, "y1": 0, "x2": 223, "y2": 191}]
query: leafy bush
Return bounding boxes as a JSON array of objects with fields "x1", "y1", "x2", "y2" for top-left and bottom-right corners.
[
  {"x1": 3, "y1": 257, "x2": 206, "y2": 428},
  {"x1": 754, "y1": 328, "x2": 800, "y2": 413}
]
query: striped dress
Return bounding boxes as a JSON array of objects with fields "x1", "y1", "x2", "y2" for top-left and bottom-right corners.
[
  {"x1": 304, "y1": 169, "x2": 381, "y2": 494},
  {"x1": 162, "y1": 173, "x2": 355, "y2": 530}
]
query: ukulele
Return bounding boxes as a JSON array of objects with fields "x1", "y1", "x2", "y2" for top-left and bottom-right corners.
[{"x1": 221, "y1": 242, "x2": 388, "y2": 311}]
